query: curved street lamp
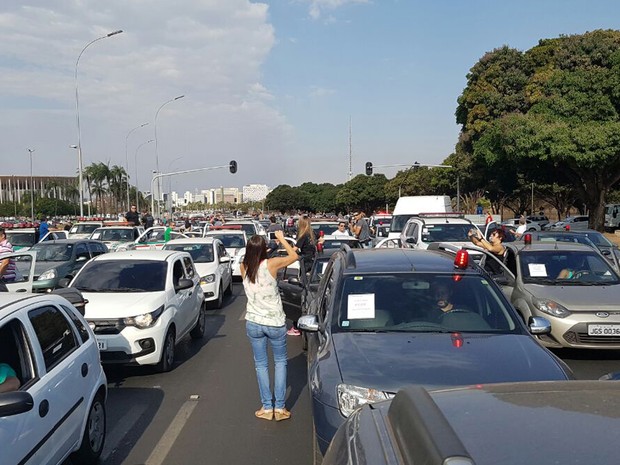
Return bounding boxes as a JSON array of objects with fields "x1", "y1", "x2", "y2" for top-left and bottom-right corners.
[
  {"x1": 125, "y1": 122, "x2": 149, "y2": 211},
  {"x1": 75, "y1": 29, "x2": 123, "y2": 217},
  {"x1": 153, "y1": 95, "x2": 184, "y2": 216},
  {"x1": 134, "y1": 139, "x2": 154, "y2": 210}
]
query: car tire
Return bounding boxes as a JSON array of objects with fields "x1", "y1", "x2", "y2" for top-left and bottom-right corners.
[
  {"x1": 71, "y1": 393, "x2": 106, "y2": 465},
  {"x1": 190, "y1": 304, "x2": 206, "y2": 339},
  {"x1": 157, "y1": 328, "x2": 176, "y2": 373}
]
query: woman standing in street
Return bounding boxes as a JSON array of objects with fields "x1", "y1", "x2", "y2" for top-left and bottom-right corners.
[
  {"x1": 289, "y1": 216, "x2": 317, "y2": 336},
  {"x1": 241, "y1": 230, "x2": 298, "y2": 421}
]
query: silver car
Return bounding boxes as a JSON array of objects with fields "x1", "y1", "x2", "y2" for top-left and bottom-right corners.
[{"x1": 476, "y1": 242, "x2": 620, "y2": 349}]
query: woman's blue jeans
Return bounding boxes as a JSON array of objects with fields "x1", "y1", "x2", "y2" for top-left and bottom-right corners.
[{"x1": 246, "y1": 321, "x2": 288, "y2": 410}]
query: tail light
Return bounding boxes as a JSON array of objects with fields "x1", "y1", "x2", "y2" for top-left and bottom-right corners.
[
  {"x1": 524, "y1": 233, "x2": 532, "y2": 245},
  {"x1": 454, "y1": 249, "x2": 469, "y2": 269}
]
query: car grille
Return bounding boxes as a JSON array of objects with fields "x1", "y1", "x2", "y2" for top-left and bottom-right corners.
[
  {"x1": 567, "y1": 331, "x2": 620, "y2": 345},
  {"x1": 90, "y1": 319, "x2": 125, "y2": 335}
]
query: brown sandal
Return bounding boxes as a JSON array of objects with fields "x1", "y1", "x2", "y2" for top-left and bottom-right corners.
[
  {"x1": 255, "y1": 407, "x2": 274, "y2": 420},
  {"x1": 274, "y1": 408, "x2": 291, "y2": 421}
]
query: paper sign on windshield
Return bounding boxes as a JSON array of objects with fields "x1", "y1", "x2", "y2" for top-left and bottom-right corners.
[
  {"x1": 528, "y1": 263, "x2": 547, "y2": 277},
  {"x1": 348, "y1": 294, "x2": 375, "y2": 319}
]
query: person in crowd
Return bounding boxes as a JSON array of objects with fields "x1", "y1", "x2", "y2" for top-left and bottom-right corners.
[
  {"x1": 0, "y1": 228, "x2": 17, "y2": 283},
  {"x1": 332, "y1": 221, "x2": 350, "y2": 237},
  {"x1": 267, "y1": 215, "x2": 283, "y2": 233},
  {"x1": 185, "y1": 218, "x2": 191, "y2": 231},
  {"x1": 241, "y1": 230, "x2": 298, "y2": 421},
  {"x1": 125, "y1": 204, "x2": 140, "y2": 226},
  {"x1": 0, "y1": 362, "x2": 20, "y2": 393},
  {"x1": 469, "y1": 227, "x2": 506, "y2": 260},
  {"x1": 142, "y1": 209, "x2": 155, "y2": 229},
  {"x1": 39, "y1": 217, "x2": 49, "y2": 240},
  {"x1": 515, "y1": 215, "x2": 527, "y2": 238},
  {"x1": 163, "y1": 220, "x2": 173, "y2": 242},
  {"x1": 351, "y1": 211, "x2": 371, "y2": 248}
]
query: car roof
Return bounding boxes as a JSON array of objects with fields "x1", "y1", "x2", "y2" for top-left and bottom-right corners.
[
  {"x1": 0, "y1": 293, "x2": 67, "y2": 315},
  {"x1": 32, "y1": 239, "x2": 94, "y2": 245},
  {"x1": 89, "y1": 250, "x2": 185, "y2": 261},
  {"x1": 164, "y1": 237, "x2": 217, "y2": 245},
  {"x1": 341, "y1": 248, "x2": 478, "y2": 274}
]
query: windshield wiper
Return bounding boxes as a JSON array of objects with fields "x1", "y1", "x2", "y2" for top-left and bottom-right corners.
[
  {"x1": 75, "y1": 287, "x2": 100, "y2": 292},
  {"x1": 113, "y1": 287, "x2": 148, "y2": 292},
  {"x1": 526, "y1": 278, "x2": 559, "y2": 285}
]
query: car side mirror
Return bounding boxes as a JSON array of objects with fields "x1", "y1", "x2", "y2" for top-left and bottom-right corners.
[
  {"x1": 0, "y1": 391, "x2": 34, "y2": 417},
  {"x1": 528, "y1": 316, "x2": 551, "y2": 335},
  {"x1": 76, "y1": 255, "x2": 88, "y2": 262},
  {"x1": 298, "y1": 314, "x2": 320, "y2": 332},
  {"x1": 220, "y1": 256, "x2": 231, "y2": 263},
  {"x1": 175, "y1": 278, "x2": 194, "y2": 292}
]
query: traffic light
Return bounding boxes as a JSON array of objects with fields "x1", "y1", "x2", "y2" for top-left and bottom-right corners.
[
  {"x1": 365, "y1": 162, "x2": 373, "y2": 176},
  {"x1": 229, "y1": 160, "x2": 237, "y2": 174}
]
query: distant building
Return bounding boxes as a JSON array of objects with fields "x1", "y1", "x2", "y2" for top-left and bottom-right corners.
[
  {"x1": 203, "y1": 187, "x2": 241, "y2": 205},
  {"x1": 0, "y1": 175, "x2": 77, "y2": 203},
  {"x1": 242, "y1": 184, "x2": 269, "y2": 202}
]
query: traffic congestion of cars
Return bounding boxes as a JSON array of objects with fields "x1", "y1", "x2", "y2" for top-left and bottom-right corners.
[{"x1": 1, "y1": 207, "x2": 620, "y2": 465}]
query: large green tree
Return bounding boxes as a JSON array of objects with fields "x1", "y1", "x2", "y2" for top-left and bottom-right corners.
[
  {"x1": 457, "y1": 30, "x2": 620, "y2": 230},
  {"x1": 335, "y1": 174, "x2": 388, "y2": 214}
]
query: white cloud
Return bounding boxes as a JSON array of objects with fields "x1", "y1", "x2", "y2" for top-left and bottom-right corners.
[
  {"x1": 0, "y1": 0, "x2": 295, "y2": 192},
  {"x1": 309, "y1": 86, "x2": 336, "y2": 98},
  {"x1": 306, "y1": 0, "x2": 370, "y2": 20}
]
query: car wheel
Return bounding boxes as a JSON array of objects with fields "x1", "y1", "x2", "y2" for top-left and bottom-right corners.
[
  {"x1": 190, "y1": 304, "x2": 206, "y2": 339},
  {"x1": 71, "y1": 393, "x2": 106, "y2": 464},
  {"x1": 157, "y1": 328, "x2": 176, "y2": 373}
]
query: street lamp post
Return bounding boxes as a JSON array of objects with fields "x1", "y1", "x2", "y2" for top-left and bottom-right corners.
[
  {"x1": 154, "y1": 95, "x2": 185, "y2": 217},
  {"x1": 27, "y1": 148, "x2": 35, "y2": 222},
  {"x1": 74, "y1": 29, "x2": 123, "y2": 217},
  {"x1": 134, "y1": 139, "x2": 155, "y2": 210},
  {"x1": 125, "y1": 122, "x2": 149, "y2": 211}
]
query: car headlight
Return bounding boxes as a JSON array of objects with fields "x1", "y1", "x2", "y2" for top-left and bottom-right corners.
[
  {"x1": 124, "y1": 305, "x2": 164, "y2": 329},
  {"x1": 38, "y1": 269, "x2": 57, "y2": 280},
  {"x1": 200, "y1": 274, "x2": 216, "y2": 284},
  {"x1": 532, "y1": 298, "x2": 571, "y2": 318},
  {"x1": 337, "y1": 383, "x2": 391, "y2": 417}
]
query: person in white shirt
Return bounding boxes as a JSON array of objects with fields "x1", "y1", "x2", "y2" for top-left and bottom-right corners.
[
  {"x1": 515, "y1": 216, "x2": 527, "y2": 238},
  {"x1": 332, "y1": 221, "x2": 350, "y2": 237}
]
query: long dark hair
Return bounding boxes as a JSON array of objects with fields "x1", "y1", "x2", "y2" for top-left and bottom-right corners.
[{"x1": 243, "y1": 235, "x2": 268, "y2": 283}]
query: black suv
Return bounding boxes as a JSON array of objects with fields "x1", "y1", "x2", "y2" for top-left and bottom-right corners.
[{"x1": 298, "y1": 246, "x2": 573, "y2": 455}]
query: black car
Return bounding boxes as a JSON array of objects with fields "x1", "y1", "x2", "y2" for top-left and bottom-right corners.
[
  {"x1": 297, "y1": 246, "x2": 573, "y2": 455},
  {"x1": 324, "y1": 381, "x2": 619, "y2": 465}
]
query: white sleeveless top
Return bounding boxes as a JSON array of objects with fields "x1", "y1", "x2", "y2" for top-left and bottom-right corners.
[{"x1": 243, "y1": 260, "x2": 286, "y2": 327}]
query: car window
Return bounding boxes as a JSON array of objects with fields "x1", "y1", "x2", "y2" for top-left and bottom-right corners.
[
  {"x1": 30, "y1": 243, "x2": 72, "y2": 261},
  {"x1": 335, "y1": 273, "x2": 517, "y2": 333},
  {"x1": 420, "y1": 224, "x2": 471, "y2": 243},
  {"x1": 519, "y1": 250, "x2": 619, "y2": 284},
  {"x1": 89, "y1": 242, "x2": 107, "y2": 257},
  {"x1": 28, "y1": 305, "x2": 78, "y2": 371},
  {"x1": 60, "y1": 305, "x2": 90, "y2": 343},
  {"x1": 183, "y1": 257, "x2": 195, "y2": 278},
  {"x1": 164, "y1": 244, "x2": 214, "y2": 263},
  {"x1": 0, "y1": 319, "x2": 37, "y2": 388},
  {"x1": 75, "y1": 243, "x2": 90, "y2": 260},
  {"x1": 213, "y1": 234, "x2": 246, "y2": 248},
  {"x1": 173, "y1": 260, "x2": 185, "y2": 287},
  {"x1": 72, "y1": 259, "x2": 167, "y2": 292}
]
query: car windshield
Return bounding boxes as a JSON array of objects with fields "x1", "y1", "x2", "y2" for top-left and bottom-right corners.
[
  {"x1": 91, "y1": 228, "x2": 134, "y2": 242},
  {"x1": 335, "y1": 273, "x2": 518, "y2": 333},
  {"x1": 72, "y1": 260, "x2": 167, "y2": 292},
  {"x1": 519, "y1": 250, "x2": 619, "y2": 285},
  {"x1": 30, "y1": 243, "x2": 73, "y2": 261},
  {"x1": 70, "y1": 223, "x2": 100, "y2": 234},
  {"x1": 312, "y1": 223, "x2": 340, "y2": 235},
  {"x1": 583, "y1": 232, "x2": 614, "y2": 247},
  {"x1": 227, "y1": 223, "x2": 255, "y2": 238},
  {"x1": 421, "y1": 224, "x2": 473, "y2": 243},
  {"x1": 213, "y1": 234, "x2": 246, "y2": 248},
  {"x1": 534, "y1": 234, "x2": 595, "y2": 247},
  {"x1": 5, "y1": 232, "x2": 36, "y2": 247},
  {"x1": 164, "y1": 243, "x2": 214, "y2": 263}
]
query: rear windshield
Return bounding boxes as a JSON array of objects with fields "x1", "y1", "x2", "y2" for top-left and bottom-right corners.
[
  {"x1": 163, "y1": 243, "x2": 214, "y2": 263},
  {"x1": 212, "y1": 234, "x2": 246, "y2": 248},
  {"x1": 6, "y1": 232, "x2": 36, "y2": 247},
  {"x1": 70, "y1": 224, "x2": 100, "y2": 235},
  {"x1": 421, "y1": 224, "x2": 473, "y2": 243}
]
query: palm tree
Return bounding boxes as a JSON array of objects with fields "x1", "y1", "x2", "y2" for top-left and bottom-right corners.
[{"x1": 108, "y1": 165, "x2": 127, "y2": 213}]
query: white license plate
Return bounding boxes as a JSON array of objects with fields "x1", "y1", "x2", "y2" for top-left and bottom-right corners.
[
  {"x1": 97, "y1": 339, "x2": 107, "y2": 350},
  {"x1": 588, "y1": 324, "x2": 620, "y2": 336}
]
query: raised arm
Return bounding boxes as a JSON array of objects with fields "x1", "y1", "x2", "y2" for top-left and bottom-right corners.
[{"x1": 267, "y1": 230, "x2": 299, "y2": 277}]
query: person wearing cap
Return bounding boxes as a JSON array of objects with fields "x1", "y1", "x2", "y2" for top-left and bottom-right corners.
[{"x1": 351, "y1": 211, "x2": 371, "y2": 248}]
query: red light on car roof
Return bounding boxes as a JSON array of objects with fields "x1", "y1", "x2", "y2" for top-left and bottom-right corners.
[
  {"x1": 565, "y1": 224, "x2": 571, "y2": 231},
  {"x1": 454, "y1": 249, "x2": 468, "y2": 269},
  {"x1": 523, "y1": 233, "x2": 532, "y2": 245},
  {"x1": 451, "y1": 333, "x2": 464, "y2": 349}
]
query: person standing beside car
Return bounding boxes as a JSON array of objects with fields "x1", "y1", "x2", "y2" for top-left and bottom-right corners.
[
  {"x1": 126, "y1": 204, "x2": 140, "y2": 226},
  {"x1": 241, "y1": 230, "x2": 298, "y2": 422},
  {"x1": 352, "y1": 212, "x2": 371, "y2": 248},
  {"x1": 0, "y1": 228, "x2": 16, "y2": 283}
]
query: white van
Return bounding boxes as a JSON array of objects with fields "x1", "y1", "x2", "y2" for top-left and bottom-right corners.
[{"x1": 389, "y1": 195, "x2": 452, "y2": 239}]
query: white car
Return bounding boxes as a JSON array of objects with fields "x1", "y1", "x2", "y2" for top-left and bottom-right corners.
[
  {"x1": 69, "y1": 250, "x2": 205, "y2": 372},
  {"x1": 130, "y1": 226, "x2": 188, "y2": 251},
  {"x1": 89, "y1": 226, "x2": 143, "y2": 252},
  {"x1": 163, "y1": 238, "x2": 233, "y2": 309},
  {"x1": 400, "y1": 213, "x2": 480, "y2": 250},
  {"x1": 68, "y1": 222, "x2": 104, "y2": 239},
  {"x1": 0, "y1": 293, "x2": 107, "y2": 465},
  {"x1": 206, "y1": 229, "x2": 248, "y2": 280}
]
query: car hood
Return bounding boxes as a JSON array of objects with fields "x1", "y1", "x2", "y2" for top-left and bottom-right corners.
[
  {"x1": 82, "y1": 291, "x2": 166, "y2": 318},
  {"x1": 226, "y1": 247, "x2": 245, "y2": 257},
  {"x1": 523, "y1": 283, "x2": 620, "y2": 311},
  {"x1": 34, "y1": 262, "x2": 66, "y2": 275},
  {"x1": 332, "y1": 332, "x2": 568, "y2": 392},
  {"x1": 194, "y1": 262, "x2": 218, "y2": 276}
]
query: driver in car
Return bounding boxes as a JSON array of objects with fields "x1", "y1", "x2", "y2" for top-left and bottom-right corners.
[{"x1": 0, "y1": 363, "x2": 20, "y2": 393}]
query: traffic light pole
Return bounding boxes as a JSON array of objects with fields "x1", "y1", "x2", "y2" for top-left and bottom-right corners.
[{"x1": 150, "y1": 161, "x2": 237, "y2": 219}]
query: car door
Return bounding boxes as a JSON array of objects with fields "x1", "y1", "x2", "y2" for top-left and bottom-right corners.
[
  {"x1": 14, "y1": 303, "x2": 85, "y2": 465},
  {"x1": 71, "y1": 242, "x2": 91, "y2": 276},
  {"x1": 1, "y1": 250, "x2": 36, "y2": 292},
  {"x1": 278, "y1": 265, "x2": 305, "y2": 323},
  {"x1": 174, "y1": 257, "x2": 194, "y2": 336},
  {"x1": 306, "y1": 260, "x2": 338, "y2": 368},
  {"x1": 217, "y1": 242, "x2": 232, "y2": 290},
  {"x1": 477, "y1": 247, "x2": 517, "y2": 300}
]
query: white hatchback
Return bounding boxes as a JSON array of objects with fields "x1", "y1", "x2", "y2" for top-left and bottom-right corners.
[
  {"x1": 205, "y1": 229, "x2": 248, "y2": 280},
  {"x1": 0, "y1": 293, "x2": 107, "y2": 465},
  {"x1": 163, "y1": 237, "x2": 233, "y2": 309},
  {"x1": 69, "y1": 250, "x2": 205, "y2": 372}
]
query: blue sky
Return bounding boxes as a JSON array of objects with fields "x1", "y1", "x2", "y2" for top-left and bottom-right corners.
[{"x1": 0, "y1": 0, "x2": 618, "y2": 195}]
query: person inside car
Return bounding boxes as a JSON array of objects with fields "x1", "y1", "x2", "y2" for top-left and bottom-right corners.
[{"x1": 0, "y1": 363, "x2": 20, "y2": 393}]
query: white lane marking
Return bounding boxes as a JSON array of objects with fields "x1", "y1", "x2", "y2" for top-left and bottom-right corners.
[
  {"x1": 101, "y1": 404, "x2": 147, "y2": 462},
  {"x1": 144, "y1": 400, "x2": 199, "y2": 465}
]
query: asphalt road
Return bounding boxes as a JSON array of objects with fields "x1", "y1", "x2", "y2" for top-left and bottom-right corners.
[
  {"x1": 63, "y1": 283, "x2": 620, "y2": 465},
  {"x1": 87, "y1": 283, "x2": 313, "y2": 465}
]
